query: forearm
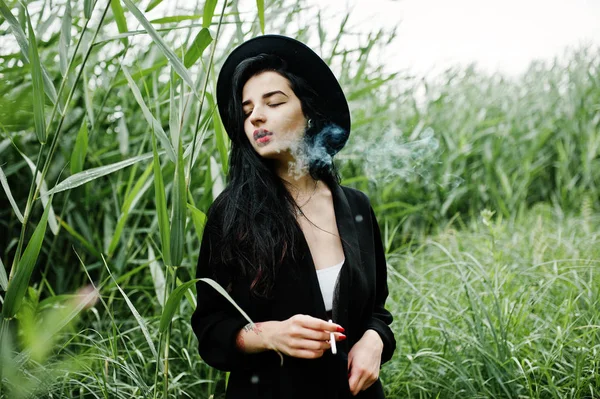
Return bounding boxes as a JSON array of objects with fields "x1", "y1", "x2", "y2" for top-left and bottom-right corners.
[{"x1": 234, "y1": 321, "x2": 279, "y2": 354}]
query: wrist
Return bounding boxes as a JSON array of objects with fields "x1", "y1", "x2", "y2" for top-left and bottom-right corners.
[
  {"x1": 363, "y1": 329, "x2": 384, "y2": 352},
  {"x1": 259, "y1": 320, "x2": 279, "y2": 351},
  {"x1": 235, "y1": 321, "x2": 277, "y2": 354}
]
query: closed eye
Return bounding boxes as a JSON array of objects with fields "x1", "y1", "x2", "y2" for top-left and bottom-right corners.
[{"x1": 243, "y1": 103, "x2": 284, "y2": 119}]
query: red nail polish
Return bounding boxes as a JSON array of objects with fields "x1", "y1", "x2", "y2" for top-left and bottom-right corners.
[
  {"x1": 339, "y1": 334, "x2": 347, "y2": 341},
  {"x1": 337, "y1": 326, "x2": 345, "y2": 333}
]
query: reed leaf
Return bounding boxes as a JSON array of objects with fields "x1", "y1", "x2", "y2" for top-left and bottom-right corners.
[
  {"x1": 187, "y1": 203, "x2": 207, "y2": 244},
  {"x1": 147, "y1": 245, "x2": 166, "y2": 308},
  {"x1": 122, "y1": 0, "x2": 198, "y2": 97},
  {"x1": 256, "y1": 0, "x2": 265, "y2": 34},
  {"x1": 45, "y1": 152, "x2": 154, "y2": 197},
  {"x1": 2, "y1": 199, "x2": 51, "y2": 320},
  {"x1": 59, "y1": 0, "x2": 71, "y2": 77},
  {"x1": 197, "y1": 278, "x2": 253, "y2": 324},
  {"x1": 0, "y1": 255, "x2": 7, "y2": 291},
  {"x1": 112, "y1": 60, "x2": 168, "y2": 87},
  {"x1": 0, "y1": 166, "x2": 24, "y2": 223},
  {"x1": 159, "y1": 279, "x2": 198, "y2": 333},
  {"x1": 0, "y1": 0, "x2": 28, "y2": 60},
  {"x1": 202, "y1": 0, "x2": 217, "y2": 28},
  {"x1": 84, "y1": 0, "x2": 93, "y2": 19},
  {"x1": 152, "y1": 132, "x2": 171, "y2": 266},
  {"x1": 107, "y1": 163, "x2": 153, "y2": 256},
  {"x1": 169, "y1": 140, "x2": 186, "y2": 267},
  {"x1": 183, "y1": 27, "x2": 212, "y2": 68},
  {"x1": 150, "y1": 14, "x2": 202, "y2": 24},
  {"x1": 103, "y1": 255, "x2": 160, "y2": 362},
  {"x1": 70, "y1": 121, "x2": 88, "y2": 175},
  {"x1": 169, "y1": 68, "x2": 180, "y2": 148},
  {"x1": 122, "y1": 66, "x2": 176, "y2": 163},
  {"x1": 210, "y1": 156, "x2": 224, "y2": 200},
  {"x1": 206, "y1": 92, "x2": 228, "y2": 175},
  {"x1": 57, "y1": 217, "x2": 102, "y2": 258},
  {"x1": 117, "y1": 117, "x2": 129, "y2": 156},
  {"x1": 82, "y1": 68, "x2": 95, "y2": 128},
  {"x1": 19, "y1": 151, "x2": 59, "y2": 235},
  {"x1": 145, "y1": 0, "x2": 164, "y2": 12},
  {"x1": 0, "y1": 0, "x2": 58, "y2": 105},
  {"x1": 26, "y1": 7, "x2": 46, "y2": 144},
  {"x1": 185, "y1": 108, "x2": 212, "y2": 163},
  {"x1": 110, "y1": 0, "x2": 129, "y2": 47}
]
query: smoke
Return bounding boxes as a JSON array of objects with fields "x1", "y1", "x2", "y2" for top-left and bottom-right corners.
[
  {"x1": 304, "y1": 123, "x2": 346, "y2": 169},
  {"x1": 286, "y1": 123, "x2": 346, "y2": 180},
  {"x1": 366, "y1": 126, "x2": 440, "y2": 184},
  {"x1": 341, "y1": 125, "x2": 462, "y2": 189},
  {"x1": 277, "y1": 122, "x2": 460, "y2": 192}
]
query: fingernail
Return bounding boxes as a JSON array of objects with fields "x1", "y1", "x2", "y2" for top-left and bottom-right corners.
[
  {"x1": 337, "y1": 326, "x2": 345, "y2": 333},
  {"x1": 339, "y1": 334, "x2": 347, "y2": 341}
]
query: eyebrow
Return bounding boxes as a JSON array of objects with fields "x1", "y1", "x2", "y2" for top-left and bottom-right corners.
[{"x1": 242, "y1": 90, "x2": 288, "y2": 107}]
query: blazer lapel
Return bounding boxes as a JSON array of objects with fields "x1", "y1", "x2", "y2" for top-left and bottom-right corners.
[
  {"x1": 294, "y1": 182, "x2": 362, "y2": 343},
  {"x1": 330, "y1": 183, "x2": 361, "y2": 277},
  {"x1": 330, "y1": 183, "x2": 362, "y2": 349}
]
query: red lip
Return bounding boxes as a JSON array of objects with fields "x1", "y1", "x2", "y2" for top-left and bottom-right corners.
[
  {"x1": 256, "y1": 136, "x2": 271, "y2": 144},
  {"x1": 253, "y1": 128, "x2": 272, "y2": 140}
]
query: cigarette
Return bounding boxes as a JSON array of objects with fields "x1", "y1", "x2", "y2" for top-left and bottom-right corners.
[{"x1": 329, "y1": 319, "x2": 337, "y2": 354}]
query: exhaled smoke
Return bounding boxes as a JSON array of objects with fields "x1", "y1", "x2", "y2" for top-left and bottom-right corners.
[
  {"x1": 287, "y1": 123, "x2": 347, "y2": 179},
  {"x1": 342, "y1": 125, "x2": 461, "y2": 189},
  {"x1": 283, "y1": 123, "x2": 458, "y2": 191},
  {"x1": 306, "y1": 123, "x2": 346, "y2": 169}
]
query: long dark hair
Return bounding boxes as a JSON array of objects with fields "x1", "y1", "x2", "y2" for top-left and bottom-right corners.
[{"x1": 207, "y1": 54, "x2": 343, "y2": 299}]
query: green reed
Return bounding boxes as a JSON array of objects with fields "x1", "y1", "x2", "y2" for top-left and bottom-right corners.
[
  {"x1": 0, "y1": 0, "x2": 598, "y2": 397},
  {"x1": 380, "y1": 205, "x2": 600, "y2": 398}
]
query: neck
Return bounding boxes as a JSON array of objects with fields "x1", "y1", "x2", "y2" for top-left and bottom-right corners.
[{"x1": 273, "y1": 157, "x2": 317, "y2": 196}]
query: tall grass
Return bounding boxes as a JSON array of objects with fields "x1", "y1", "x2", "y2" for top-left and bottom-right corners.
[
  {"x1": 381, "y1": 205, "x2": 600, "y2": 398},
  {"x1": 0, "y1": 0, "x2": 599, "y2": 397},
  {"x1": 342, "y1": 47, "x2": 600, "y2": 242}
]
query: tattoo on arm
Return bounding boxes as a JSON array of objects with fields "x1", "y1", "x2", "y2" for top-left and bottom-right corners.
[
  {"x1": 243, "y1": 322, "x2": 264, "y2": 335},
  {"x1": 236, "y1": 323, "x2": 263, "y2": 351}
]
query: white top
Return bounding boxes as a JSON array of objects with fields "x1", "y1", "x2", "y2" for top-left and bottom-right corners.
[{"x1": 316, "y1": 259, "x2": 344, "y2": 311}]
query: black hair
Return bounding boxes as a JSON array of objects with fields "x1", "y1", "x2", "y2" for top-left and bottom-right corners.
[{"x1": 208, "y1": 54, "x2": 342, "y2": 299}]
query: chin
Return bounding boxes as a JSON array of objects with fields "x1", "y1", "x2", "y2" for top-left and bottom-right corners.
[
  {"x1": 258, "y1": 151, "x2": 282, "y2": 160},
  {"x1": 256, "y1": 146, "x2": 291, "y2": 161}
]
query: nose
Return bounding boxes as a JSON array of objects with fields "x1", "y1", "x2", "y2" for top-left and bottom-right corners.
[{"x1": 249, "y1": 107, "x2": 266, "y2": 126}]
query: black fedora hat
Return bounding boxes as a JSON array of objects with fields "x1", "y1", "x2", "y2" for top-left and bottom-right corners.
[{"x1": 216, "y1": 34, "x2": 351, "y2": 147}]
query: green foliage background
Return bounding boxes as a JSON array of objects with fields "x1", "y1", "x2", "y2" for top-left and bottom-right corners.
[{"x1": 0, "y1": 0, "x2": 599, "y2": 398}]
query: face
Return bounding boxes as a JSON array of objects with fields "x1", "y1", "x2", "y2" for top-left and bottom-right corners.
[{"x1": 242, "y1": 71, "x2": 307, "y2": 161}]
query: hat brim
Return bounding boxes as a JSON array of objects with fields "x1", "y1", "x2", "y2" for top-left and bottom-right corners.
[{"x1": 216, "y1": 35, "x2": 350, "y2": 144}]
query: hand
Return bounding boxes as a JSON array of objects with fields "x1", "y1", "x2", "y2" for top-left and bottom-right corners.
[
  {"x1": 347, "y1": 330, "x2": 384, "y2": 396},
  {"x1": 266, "y1": 315, "x2": 345, "y2": 359}
]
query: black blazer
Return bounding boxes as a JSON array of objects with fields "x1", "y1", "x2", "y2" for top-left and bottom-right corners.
[{"x1": 191, "y1": 183, "x2": 396, "y2": 399}]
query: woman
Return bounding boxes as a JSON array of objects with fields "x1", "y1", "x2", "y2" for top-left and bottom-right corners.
[{"x1": 191, "y1": 35, "x2": 396, "y2": 399}]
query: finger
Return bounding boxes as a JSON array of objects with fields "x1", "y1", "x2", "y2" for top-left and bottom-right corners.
[
  {"x1": 348, "y1": 371, "x2": 360, "y2": 396},
  {"x1": 362, "y1": 377, "x2": 377, "y2": 391},
  {"x1": 291, "y1": 349, "x2": 325, "y2": 359},
  {"x1": 333, "y1": 332, "x2": 347, "y2": 341},
  {"x1": 293, "y1": 339, "x2": 331, "y2": 351},
  {"x1": 299, "y1": 316, "x2": 344, "y2": 333},
  {"x1": 354, "y1": 373, "x2": 368, "y2": 395},
  {"x1": 294, "y1": 328, "x2": 332, "y2": 341},
  {"x1": 297, "y1": 329, "x2": 347, "y2": 343}
]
